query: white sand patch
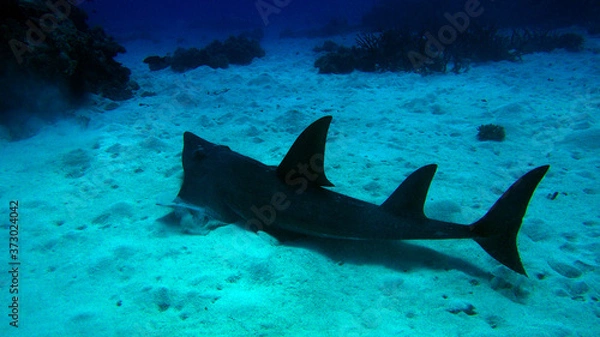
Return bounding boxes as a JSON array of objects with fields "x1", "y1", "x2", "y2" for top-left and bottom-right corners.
[{"x1": 1, "y1": 34, "x2": 599, "y2": 336}]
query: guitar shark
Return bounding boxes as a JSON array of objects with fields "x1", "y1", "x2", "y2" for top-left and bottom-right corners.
[{"x1": 171, "y1": 116, "x2": 549, "y2": 275}]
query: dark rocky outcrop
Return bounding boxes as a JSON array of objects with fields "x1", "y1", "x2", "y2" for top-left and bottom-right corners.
[
  {"x1": 0, "y1": 0, "x2": 137, "y2": 139},
  {"x1": 314, "y1": 27, "x2": 584, "y2": 75},
  {"x1": 144, "y1": 34, "x2": 265, "y2": 73},
  {"x1": 0, "y1": 0, "x2": 137, "y2": 102}
]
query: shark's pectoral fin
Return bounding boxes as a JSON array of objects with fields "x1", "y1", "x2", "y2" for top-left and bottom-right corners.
[
  {"x1": 157, "y1": 196, "x2": 204, "y2": 212},
  {"x1": 276, "y1": 115, "x2": 334, "y2": 187},
  {"x1": 157, "y1": 197, "x2": 228, "y2": 235},
  {"x1": 380, "y1": 164, "x2": 438, "y2": 219}
]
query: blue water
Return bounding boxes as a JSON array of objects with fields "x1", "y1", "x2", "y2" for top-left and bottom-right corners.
[
  {"x1": 82, "y1": 0, "x2": 372, "y2": 34},
  {"x1": 81, "y1": 0, "x2": 596, "y2": 36}
]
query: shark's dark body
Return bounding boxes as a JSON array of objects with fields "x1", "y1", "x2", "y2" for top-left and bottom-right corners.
[{"x1": 175, "y1": 116, "x2": 549, "y2": 275}]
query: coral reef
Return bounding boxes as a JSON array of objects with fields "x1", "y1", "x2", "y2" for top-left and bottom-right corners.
[
  {"x1": 448, "y1": 26, "x2": 584, "y2": 68},
  {"x1": 142, "y1": 56, "x2": 170, "y2": 71},
  {"x1": 144, "y1": 34, "x2": 265, "y2": 73},
  {"x1": 0, "y1": 0, "x2": 138, "y2": 139},
  {"x1": 314, "y1": 27, "x2": 584, "y2": 75},
  {"x1": 0, "y1": 0, "x2": 137, "y2": 102},
  {"x1": 314, "y1": 30, "x2": 449, "y2": 74},
  {"x1": 447, "y1": 25, "x2": 520, "y2": 65},
  {"x1": 509, "y1": 30, "x2": 585, "y2": 54},
  {"x1": 314, "y1": 46, "x2": 356, "y2": 74}
]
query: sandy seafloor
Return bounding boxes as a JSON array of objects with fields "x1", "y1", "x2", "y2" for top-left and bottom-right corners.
[{"x1": 1, "y1": 31, "x2": 599, "y2": 336}]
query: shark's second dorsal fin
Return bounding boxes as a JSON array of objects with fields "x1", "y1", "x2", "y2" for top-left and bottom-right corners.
[
  {"x1": 277, "y1": 116, "x2": 334, "y2": 187},
  {"x1": 380, "y1": 164, "x2": 438, "y2": 218}
]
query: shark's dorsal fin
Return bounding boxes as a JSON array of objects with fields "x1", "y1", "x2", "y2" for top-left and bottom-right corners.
[
  {"x1": 277, "y1": 116, "x2": 334, "y2": 187},
  {"x1": 380, "y1": 164, "x2": 438, "y2": 218}
]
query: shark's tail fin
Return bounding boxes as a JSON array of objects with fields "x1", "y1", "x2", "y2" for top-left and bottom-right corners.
[{"x1": 470, "y1": 165, "x2": 549, "y2": 276}]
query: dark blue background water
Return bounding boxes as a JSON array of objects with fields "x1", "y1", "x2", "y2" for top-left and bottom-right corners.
[
  {"x1": 79, "y1": 0, "x2": 597, "y2": 38},
  {"x1": 80, "y1": 0, "x2": 374, "y2": 34}
]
